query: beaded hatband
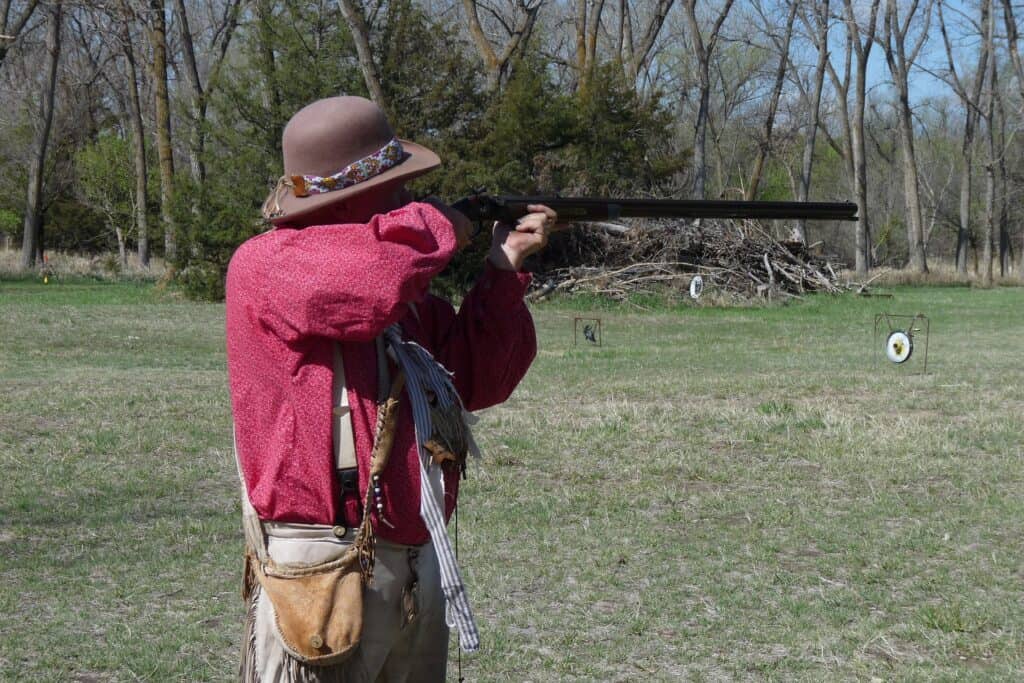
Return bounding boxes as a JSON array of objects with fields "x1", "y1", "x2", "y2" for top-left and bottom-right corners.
[{"x1": 290, "y1": 138, "x2": 405, "y2": 198}]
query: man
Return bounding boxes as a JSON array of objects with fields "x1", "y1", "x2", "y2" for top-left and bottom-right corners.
[{"x1": 225, "y1": 96, "x2": 556, "y2": 681}]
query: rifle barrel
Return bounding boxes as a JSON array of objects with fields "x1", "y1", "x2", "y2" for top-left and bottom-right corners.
[{"x1": 497, "y1": 196, "x2": 858, "y2": 222}]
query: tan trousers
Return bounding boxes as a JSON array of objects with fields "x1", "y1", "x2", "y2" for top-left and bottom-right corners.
[{"x1": 241, "y1": 534, "x2": 449, "y2": 683}]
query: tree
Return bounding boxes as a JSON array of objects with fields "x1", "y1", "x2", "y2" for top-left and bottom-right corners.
[
  {"x1": 146, "y1": 0, "x2": 176, "y2": 262},
  {"x1": 980, "y1": 0, "x2": 995, "y2": 285},
  {"x1": 377, "y1": 0, "x2": 485, "y2": 137},
  {"x1": 682, "y1": 0, "x2": 735, "y2": 199},
  {"x1": 617, "y1": 0, "x2": 675, "y2": 87},
  {"x1": 1001, "y1": 0, "x2": 1024, "y2": 82},
  {"x1": 998, "y1": 0, "x2": 1024, "y2": 269},
  {"x1": 0, "y1": 0, "x2": 40, "y2": 68},
  {"x1": 574, "y1": 0, "x2": 605, "y2": 93},
  {"x1": 994, "y1": 81, "x2": 1012, "y2": 276},
  {"x1": 880, "y1": 0, "x2": 933, "y2": 273},
  {"x1": 744, "y1": 0, "x2": 799, "y2": 201},
  {"x1": 338, "y1": 0, "x2": 387, "y2": 107},
  {"x1": 938, "y1": 0, "x2": 988, "y2": 275},
  {"x1": 835, "y1": 0, "x2": 881, "y2": 275},
  {"x1": 19, "y1": 0, "x2": 60, "y2": 268},
  {"x1": 171, "y1": 0, "x2": 242, "y2": 190},
  {"x1": 114, "y1": 0, "x2": 150, "y2": 266},
  {"x1": 792, "y1": 0, "x2": 830, "y2": 244},
  {"x1": 75, "y1": 135, "x2": 135, "y2": 267},
  {"x1": 461, "y1": 0, "x2": 542, "y2": 92}
]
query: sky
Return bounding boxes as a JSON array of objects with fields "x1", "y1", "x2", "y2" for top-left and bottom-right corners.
[{"x1": 859, "y1": 0, "x2": 988, "y2": 107}]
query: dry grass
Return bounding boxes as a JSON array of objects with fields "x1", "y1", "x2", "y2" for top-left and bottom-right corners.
[
  {"x1": 843, "y1": 261, "x2": 1023, "y2": 288},
  {"x1": 0, "y1": 247, "x2": 169, "y2": 282}
]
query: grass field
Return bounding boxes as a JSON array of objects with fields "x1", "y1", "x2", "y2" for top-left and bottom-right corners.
[{"x1": 2, "y1": 279, "x2": 1023, "y2": 681}]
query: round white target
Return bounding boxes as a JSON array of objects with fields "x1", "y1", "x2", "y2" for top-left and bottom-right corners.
[
  {"x1": 689, "y1": 275, "x2": 704, "y2": 300},
  {"x1": 886, "y1": 330, "x2": 913, "y2": 363}
]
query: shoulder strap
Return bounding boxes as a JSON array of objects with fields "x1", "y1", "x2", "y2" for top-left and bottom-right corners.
[
  {"x1": 233, "y1": 428, "x2": 269, "y2": 564},
  {"x1": 332, "y1": 342, "x2": 357, "y2": 471},
  {"x1": 334, "y1": 337, "x2": 391, "y2": 472}
]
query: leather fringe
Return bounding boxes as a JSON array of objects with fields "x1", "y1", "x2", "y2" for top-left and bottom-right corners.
[
  {"x1": 239, "y1": 584, "x2": 261, "y2": 682},
  {"x1": 240, "y1": 585, "x2": 361, "y2": 683}
]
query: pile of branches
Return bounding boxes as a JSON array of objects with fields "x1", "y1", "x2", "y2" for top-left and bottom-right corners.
[
  {"x1": 529, "y1": 218, "x2": 845, "y2": 301},
  {"x1": 700, "y1": 220, "x2": 844, "y2": 298}
]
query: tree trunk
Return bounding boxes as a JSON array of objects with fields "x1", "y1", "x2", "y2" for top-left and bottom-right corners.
[
  {"x1": 683, "y1": 0, "x2": 734, "y2": 200},
  {"x1": 882, "y1": 0, "x2": 932, "y2": 273},
  {"x1": 851, "y1": 90, "x2": 871, "y2": 275},
  {"x1": 461, "y1": 0, "x2": 541, "y2": 93},
  {"x1": 116, "y1": 225, "x2": 127, "y2": 269},
  {"x1": 795, "y1": 0, "x2": 829, "y2": 244},
  {"x1": 843, "y1": 0, "x2": 881, "y2": 275},
  {"x1": 575, "y1": 0, "x2": 587, "y2": 86},
  {"x1": 148, "y1": 0, "x2": 176, "y2": 262},
  {"x1": 745, "y1": 0, "x2": 798, "y2": 201},
  {"x1": 339, "y1": 0, "x2": 387, "y2": 109},
  {"x1": 618, "y1": 0, "x2": 630, "y2": 70},
  {"x1": 1000, "y1": 0, "x2": 1024, "y2": 95},
  {"x1": 1002, "y1": 0, "x2": 1024, "y2": 271},
  {"x1": 693, "y1": 81, "x2": 710, "y2": 199},
  {"x1": 957, "y1": 132, "x2": 975, "y2": 274},
  {"x1": 982, "y1": 153, "x2": 995, "y2": 286},
  {"x1": 19, "y1": 1, "x2": 61, "y2": 269},
  {"x1": 940, "y1": 0, "x2": 987, "y2": 274},
  {"x1": 981, "y1": 2, "x2": 995, "y2": 286},
  {"x1": 995, "y1": 55, "x2": 1010, "y2": 276},
  {"x1": 462, "y1": 0, "x2": 502, "y2": 89},
  {"x1": 998, "y1": 159, "x2": 1010, "y2": 276},
  {"x1": 254, "y1": 0, "x2": 283, "y2": 155},
  {"x1": 895, "y1": 90, "x2": 927, "y2": 271},
  {"x1": 621, "y1": 0, "x2": 675, "y2": 84},
  {"x1": 884, "y1": 0, "x2": 933, "y2": 272},
  {"x1": 0, "y1": 0, "x2": 39, "y2": 69},
  {"x1": 581, "y1": 0, "x2": 606, "y2": 93},
  {"x1": 172, "y1": 0, "x2": 206, "y2": 187},
  {"x1": 119, "y1": 3, "x2": 149, "y2": 267}
]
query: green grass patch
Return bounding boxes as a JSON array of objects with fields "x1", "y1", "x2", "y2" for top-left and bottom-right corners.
[{"x1": 2, "y1": 282, "x2": 1024, "y2": 679}]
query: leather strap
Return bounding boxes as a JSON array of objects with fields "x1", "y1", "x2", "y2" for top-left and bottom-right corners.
[
  {"x1": 335, "y1": 335, "x2": 395, "y2": 472},
  {"x1": 332, "y1": 343, "x2": 357, "y2": 471},
  {"x1": 233, "y1": 429, "x2": 268, "y2": 564}
]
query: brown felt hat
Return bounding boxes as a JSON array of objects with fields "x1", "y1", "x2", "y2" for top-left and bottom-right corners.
[{"x1": 262, "y1": 97, "x2": 441, "y2": 224}]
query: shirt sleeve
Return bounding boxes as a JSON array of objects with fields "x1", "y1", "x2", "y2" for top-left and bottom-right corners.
[
  {"x1": 228, "y1": 202, "x2": 458, "y2": 345},
  {"x1": 422, "y1": 261, "x2": 537, "y2": 411}
]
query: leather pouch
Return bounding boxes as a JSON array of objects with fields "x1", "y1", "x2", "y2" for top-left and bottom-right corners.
[
  {"x1": 238, "y1": 364, "x2": 405, "y2": 667},
  {"x1": 249, "y1": 547, "x2": 365, "y2": 666}
]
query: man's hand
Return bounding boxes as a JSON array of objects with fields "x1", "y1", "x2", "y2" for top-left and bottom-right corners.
[
  {"x1": 421, "y1": 196, "x2": 474, "y2": 248},
  {"x1": 488, "y1": 204, "x2": 559, "y2": 272}
]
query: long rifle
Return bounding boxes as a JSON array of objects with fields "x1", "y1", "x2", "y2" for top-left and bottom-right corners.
[{"x1": 452, "y1": 193, "x2": 858, "y2": 232}]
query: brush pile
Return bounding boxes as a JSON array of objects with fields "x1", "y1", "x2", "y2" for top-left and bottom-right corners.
[{"x1": 528, "y1": 218, "x2": 845, "y2": 301}]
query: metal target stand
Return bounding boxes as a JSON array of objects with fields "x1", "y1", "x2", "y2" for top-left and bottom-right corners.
[
  {"x1": 873, "y1": 313, "x2": 930, "y2": 373},
  {"x1": 574, "y1": 317, "x2": 602, "y2": 346}
]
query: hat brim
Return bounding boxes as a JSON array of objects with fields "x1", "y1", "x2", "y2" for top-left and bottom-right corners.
[{"x1": 267, "y1": 139, "x2": 441, "y2": 225}]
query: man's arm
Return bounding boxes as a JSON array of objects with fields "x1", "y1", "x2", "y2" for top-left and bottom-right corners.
[
  {"x1": 426, "y1": 204, "x2": 559, "y2": 409},
  {"x1": 226, "y1": 202, "x2": 459, "y2": 345}
]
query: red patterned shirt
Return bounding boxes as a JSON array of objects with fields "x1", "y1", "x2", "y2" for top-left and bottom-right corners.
[{"x1": 225, "y1": 202, "x2": 536, "y2": 544}]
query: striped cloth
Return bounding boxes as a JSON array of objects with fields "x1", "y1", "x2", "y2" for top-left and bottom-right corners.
[{"x1": 383, "y1": 324, "x2": 480, "y2": 652}]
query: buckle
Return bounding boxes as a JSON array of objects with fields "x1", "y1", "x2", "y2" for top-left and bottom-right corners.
[{"x1": 338, "y1": 468, "x2": 359, "y2": 494}]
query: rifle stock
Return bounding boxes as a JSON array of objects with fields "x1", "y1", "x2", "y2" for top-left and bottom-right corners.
[{"x1": 451, "y1": 194, "x2": 858, "y2": 230}]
